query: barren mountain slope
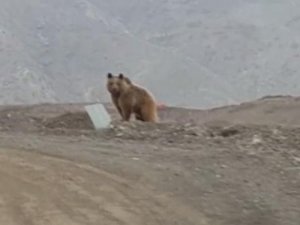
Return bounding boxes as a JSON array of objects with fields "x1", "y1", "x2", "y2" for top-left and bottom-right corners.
[{"x1": 1, "y1": 0, "x2": 300, "y2": 107}]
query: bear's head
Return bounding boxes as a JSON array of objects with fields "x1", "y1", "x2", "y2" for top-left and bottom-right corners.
[{"x1": 106, "y1": 73, "x2": 131, "y2": 96}]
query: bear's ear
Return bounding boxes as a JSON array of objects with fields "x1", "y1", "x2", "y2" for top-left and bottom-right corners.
[
  {"x1": 118, "y1": 73, "x2": 124, "y2": 79},
  {"x1": 107, "y1": 73, "x2": 113, "y2": 79}
]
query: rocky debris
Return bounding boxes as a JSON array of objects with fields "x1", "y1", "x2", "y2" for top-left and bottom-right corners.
[
  {"x1": 0, "y1": 103, "x2": 299, "y2": 160},
  {"x1": 108, "y1": 121, "x2": 205, "y2": 142}
]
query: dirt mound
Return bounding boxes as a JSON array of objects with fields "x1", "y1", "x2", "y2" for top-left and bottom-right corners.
[
  {"x1": 0, "y1": 95, "x2": 300, "y2": 134},
  {"x1": 0, "y1": 103, "x2": 119, "y2": 133},
  {"x1": 185, "y1": 95, "x2": 300, "y2": 127},
  {"x1": 43, "y1": 111, "x2": 94, "y2": 130}
]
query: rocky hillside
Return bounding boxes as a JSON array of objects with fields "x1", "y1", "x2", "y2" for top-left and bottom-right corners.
[{"x1": 0, "y1": 0, "x2": 300, "y2": 108}]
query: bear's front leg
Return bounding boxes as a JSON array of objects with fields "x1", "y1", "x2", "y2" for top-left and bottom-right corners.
[{"x1": 119, "y1": 103, "x2": 132, "y2": 121}]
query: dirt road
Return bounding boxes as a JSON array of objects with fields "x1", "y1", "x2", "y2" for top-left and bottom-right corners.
[{"x1": 0, "y1": 145, "x2": 206, "y2": 225}]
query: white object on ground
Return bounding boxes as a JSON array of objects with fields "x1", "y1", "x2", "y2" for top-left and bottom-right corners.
[{"x1": 84, "y1": 103, "x2": 111, "y2": 130}]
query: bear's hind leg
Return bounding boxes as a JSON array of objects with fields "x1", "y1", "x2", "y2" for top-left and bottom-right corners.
[{"x1": 140, "y1": 103, "x2": 157, "y2": 122}]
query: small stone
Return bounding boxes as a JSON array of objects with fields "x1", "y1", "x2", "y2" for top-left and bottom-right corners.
[
  {"x1": 242, "y1": 209, "x2": 249, "y2": 214},
  {"x1": 80, "y1": 134, "x2": 88, "y2": 140},
  {"x1": 252, "y1": 135, "x2": 262, "y2": 144},
  {"x1": 247, "y1": 150, "x2": 256, "y2": 156},
  {"x1": 116, "y1": 132, "x2": 123, "y2": 137},
  {"x1": 153, "y1": 146, "x2": 159, "y2": 151},
  {"x1": 293, "y1": 157, "x2": 300, "y2": 163},
  {"x1": 130, "y1": 123, "x2": 136, "y2": 128},
  {"x1": 219, "y1": 127, "x2": 239, "y2": 137},
  {"x1": 118, "y1": 126, "x2": 126, "y2": 131},
  {"x1": 184, "y1": 123, "x2": 192, "y2": 128}
]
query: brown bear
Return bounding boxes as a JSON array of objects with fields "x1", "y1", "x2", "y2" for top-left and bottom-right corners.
[
  {"x1": 106, "y1": 73, "x2": 131, "y2": 119},
  {"x1": 106, "y1": 73, "x2": 158, "y2": 122}
]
